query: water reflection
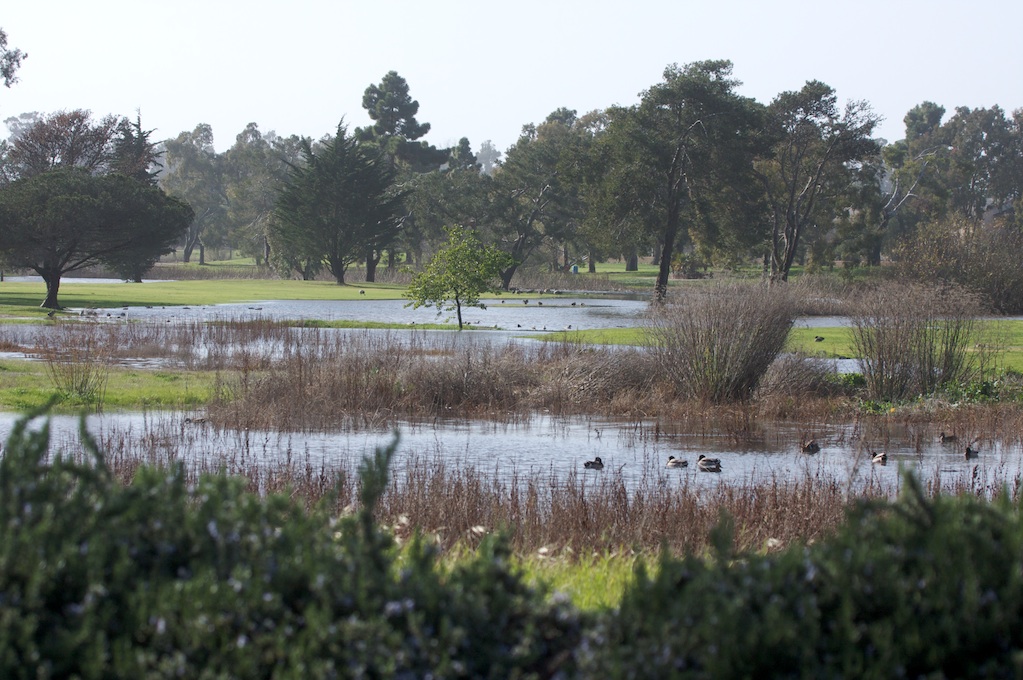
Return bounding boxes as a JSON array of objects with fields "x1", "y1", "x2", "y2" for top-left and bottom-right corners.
[{"x1": 1, "y1": 411, "x2": 1014, "y2": 497}]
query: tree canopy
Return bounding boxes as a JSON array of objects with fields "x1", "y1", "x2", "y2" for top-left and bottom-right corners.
[
  {"x1": 0, "y1": 168, "x2": 193, "y2": 308},
  {"x1": 270, "y1": 123, "x2": 407, "y2": 284},
  {"x1": 404, "y1": 225, "x2": 513, "y2": 329}
]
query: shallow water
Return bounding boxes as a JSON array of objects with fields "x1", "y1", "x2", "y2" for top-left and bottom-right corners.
[{"x1": 0, "y1": 410, "x2": 1014, "y2": 497}]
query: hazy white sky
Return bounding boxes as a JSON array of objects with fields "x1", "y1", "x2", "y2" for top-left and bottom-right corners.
[{"x1": 3, "y1": 0, "x2": 1021, "y2": 154}]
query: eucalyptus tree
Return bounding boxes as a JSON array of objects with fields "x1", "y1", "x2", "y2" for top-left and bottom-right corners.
[
  {"x1": 159, "y1": 124, "x2": 228, "y2": 264},
  {"x1": 938, "y1": 105, "x2": 1016, "y2": 220},
  {"x1": 271, "y1": 123, "x2": 406, "y2": 285},
  {"x1": 223, "y1": 123, "x2": 305, "y2": 265},
  {"x1": 591, "y1": 60, "x2": 762, "y2": 299},
  {"x1": 488, "y1": 109, "x2": 591, "y2": 289},
  {"x1": 754, "y1": 80, "x2": 881, "y2": 282}
]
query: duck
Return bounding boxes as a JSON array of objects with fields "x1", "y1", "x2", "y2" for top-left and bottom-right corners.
[
  {"x1": 666, "y1": 455, "x2": 688, "y2": 469},
  {"x1": 871, "y1": 451, "x2": 888, "y2": 465},
  {"x1": 939, "y1": 431, "x2": 958, "y2": 444},
  {"x1": 965, "y1": 445, "x2": 980, "y2": 459},
  {"x1": 697, "y1": 454, "x2": 722, "y2": 473},
  {"x1": 801, "y1": 439, "x2": 821, "y2": 454},
  {"x1": 583, "y1": 456, "x2": 604, "y2": 470},
  {"x1": 814, "y1": 335, "x2": 825, "y2": 342}
]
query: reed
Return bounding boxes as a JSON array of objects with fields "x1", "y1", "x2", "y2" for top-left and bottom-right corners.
[
  {"x1": 79, "y1": 430, "x2": 1022, "y2": 559},
  {"x1": 36, "y1": 323, "x2": 112, "y2": 407}
]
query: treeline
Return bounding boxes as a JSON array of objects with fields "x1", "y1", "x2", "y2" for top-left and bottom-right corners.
[{"x1": 2, "y1": 62, "x2": 1022, "y2": 306}]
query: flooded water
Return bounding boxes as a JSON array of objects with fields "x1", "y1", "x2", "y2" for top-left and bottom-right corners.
[
  {"x1": 65, "y1": 296, "x2": 651, "y2": 333},
  {"x1": 0, "y1": 410, "x2": 1014, "y2": 497},
  {"x1": 2, "y1": 292, "x2": 1013, "y2": 494}
]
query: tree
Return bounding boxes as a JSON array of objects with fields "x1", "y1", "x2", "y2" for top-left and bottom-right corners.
[
  {"x1": 0, "y1": 168, "x2": 193, "y2": 308},
  {"x1": 109, "y1": 114, "x2": 161, "y2": 185},
  {"x1": 754, "y1": 81, "x2": 881, "y2": 281},
  {"x1": 0, "y1": 28, "x2": 26, "y2": 89},
  {"x1": 1, "y1": 109, "x2": 119, "y2": 179},
  {"x1": 357, "y1": 71, "x2": 448, "y2": 280},
  {"x1": 591, "y1": 61, "x2": 762, "y2": 299},
  {"x1": 404, "y1": 225, "x2": 512, "y2": 329},
  {"x1": 223, "y1": 124, "x2": 305, "y2": 265},
  {"x1": 271, "y1": 122, "x2": 407, "y2": 284},
  {"x1": 476, "y1": 140, "x2": 502, "y2": 175},
  {"x1": 159, "y1": 124, "x2": 228, "y2": 263}
]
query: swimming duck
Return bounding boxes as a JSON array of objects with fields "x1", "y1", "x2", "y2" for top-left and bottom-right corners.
[
  {"x1": 939, "y1": 432, "x2": 958, "y2": 444},
  {"x1": 965, "y1": 445, "x2": 980, "y2": 459},
  {"x1": 697, "y1": 454, "x2": 722, "y2": 473},
  {"x1": 801, "y1": 439, "x2": 821, "y2": 454},
  {"x1": 584, "y1": 456, "x2": 604, "y2": 470},
  {"x1": 871, "y1": 451, "x2": 888, "y2": 465},
  {"x1": 666, "y1": 456, "x2": 688, "y2": 469}
]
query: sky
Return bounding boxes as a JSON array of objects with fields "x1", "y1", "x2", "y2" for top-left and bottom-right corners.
[{"x1": 3, "y1": 0, "x2": 1021, "y2": 156}]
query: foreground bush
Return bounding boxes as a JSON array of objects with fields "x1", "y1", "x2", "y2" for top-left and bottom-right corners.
[
  {"x1": 587, "y1": 478, "x2": 1023, "y2": 678},
  {"x1": 0, "y1": 408, "x2": 582, "y2": 678},
  {"x1": 7, "y1": 407, "x2": 1023, "y2": 677}
]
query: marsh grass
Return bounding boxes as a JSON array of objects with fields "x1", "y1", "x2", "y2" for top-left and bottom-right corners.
[
  {"x1": 37, "y1": 324, "x2": 111, "y2": 407},
  {"x1": 206, "y1": 332, "x2": 662, "y2": 430},
  {"x1": 72, "y1": 419, "x2": 1022, "y2": 565}
]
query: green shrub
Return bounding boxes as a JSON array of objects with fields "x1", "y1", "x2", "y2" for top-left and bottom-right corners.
[
  {"x1": 0, "y1": 407, "x2": 583, "y2": 678},
  {"x1": 583, "y1": 477, "x2": 1023, "y2": 678}
]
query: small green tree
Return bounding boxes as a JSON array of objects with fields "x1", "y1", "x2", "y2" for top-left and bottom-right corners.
[{"x1": 405, "y1": 225, "x2": 512, "y2": 329}]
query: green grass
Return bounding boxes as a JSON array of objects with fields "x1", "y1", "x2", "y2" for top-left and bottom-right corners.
[
  {"x1": 0, "y1": 279, "x2": 411, "y2": 309},
  {"x1": 0, "y1": 360, "x2": 219, "y2": 411},
  {"x1": 517, "y1": 552, "x2": 643, "y2": 611}
]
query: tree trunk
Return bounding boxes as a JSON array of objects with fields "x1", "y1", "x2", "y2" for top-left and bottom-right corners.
[
  {"x1": 588, "y1": 247, "x2": 597, "y2": 273},
  {"x1": 625, "y1": 250, "x2": 638, "y2": 272},
  {"x1": 387, "y1": 250, "x2": 397, "y2": 270},
  {"x1": 365, "y1": 250, "x2": 380, "y2": 283},
  {"x1": 182, "y1": 240, "x2": 194, "y2": 263},
  {"x1": 198, "y1": 242, "x2": 206, "y2": 266},
  {"x1": 40, "y1": 271, "x2": 62, "y2": 309}
]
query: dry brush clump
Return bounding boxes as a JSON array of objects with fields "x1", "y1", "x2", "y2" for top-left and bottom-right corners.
[
  {"x1": 649, "y1": 282, "x2": 798, "y2": 403},
  {"x1": 850, "y1": 282, "x2": 994, "y2": 401},
  {"x1": 206, "y1": 333, "x2": 662, "y2": 430}
]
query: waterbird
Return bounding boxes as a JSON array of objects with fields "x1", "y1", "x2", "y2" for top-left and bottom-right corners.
[
  {"x1": 583, "y1": 456, "x2": 604, "y2": 470},
  {"x1": 814, "y1": 335, "x2": 825, "y2": 342},
  {"x1": 666, "y1": 456, "x2": 688, "y2": 469},
  {"x1": 965, "y1": 445, "x2": 980, "y2": 459},
  {"x1": 939, "y1": 431, "x2": 958, "y2": 444},
  {"x1": 801, "y1": 439, "x2": 821, "y2": 454},
  {"x1": 871, "y1": 451, "x2": 888, "y2": 465},
  {"x1": 697, "y1": 454, "x2": 722, "y2": 473}
]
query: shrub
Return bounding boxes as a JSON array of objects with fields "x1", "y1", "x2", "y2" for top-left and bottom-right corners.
[
  {"x1": 649, "y1": 282, "x2": 797, "y2": 403},
  {"x1": 891, "y1": 214, "x2": 1023, "y2": 314},
  {"x1": 850, "y1": 282, "x2": 993, "y2": 401},
  {"x1": 583, "y1": 476, "x2": 1023, "y2": 677},
  {"x1": 0, "y1": 407, "x2": 583, "y2": 678}
]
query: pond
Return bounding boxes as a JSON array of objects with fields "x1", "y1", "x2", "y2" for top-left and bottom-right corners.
[{"x1": 0, "y1": 410, "x2": 1014, "y2": 498}]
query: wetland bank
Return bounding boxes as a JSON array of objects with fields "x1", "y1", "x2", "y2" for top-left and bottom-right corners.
[{"x1": 2, "y1": 273, "x2": 1022, "y2": 557}]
